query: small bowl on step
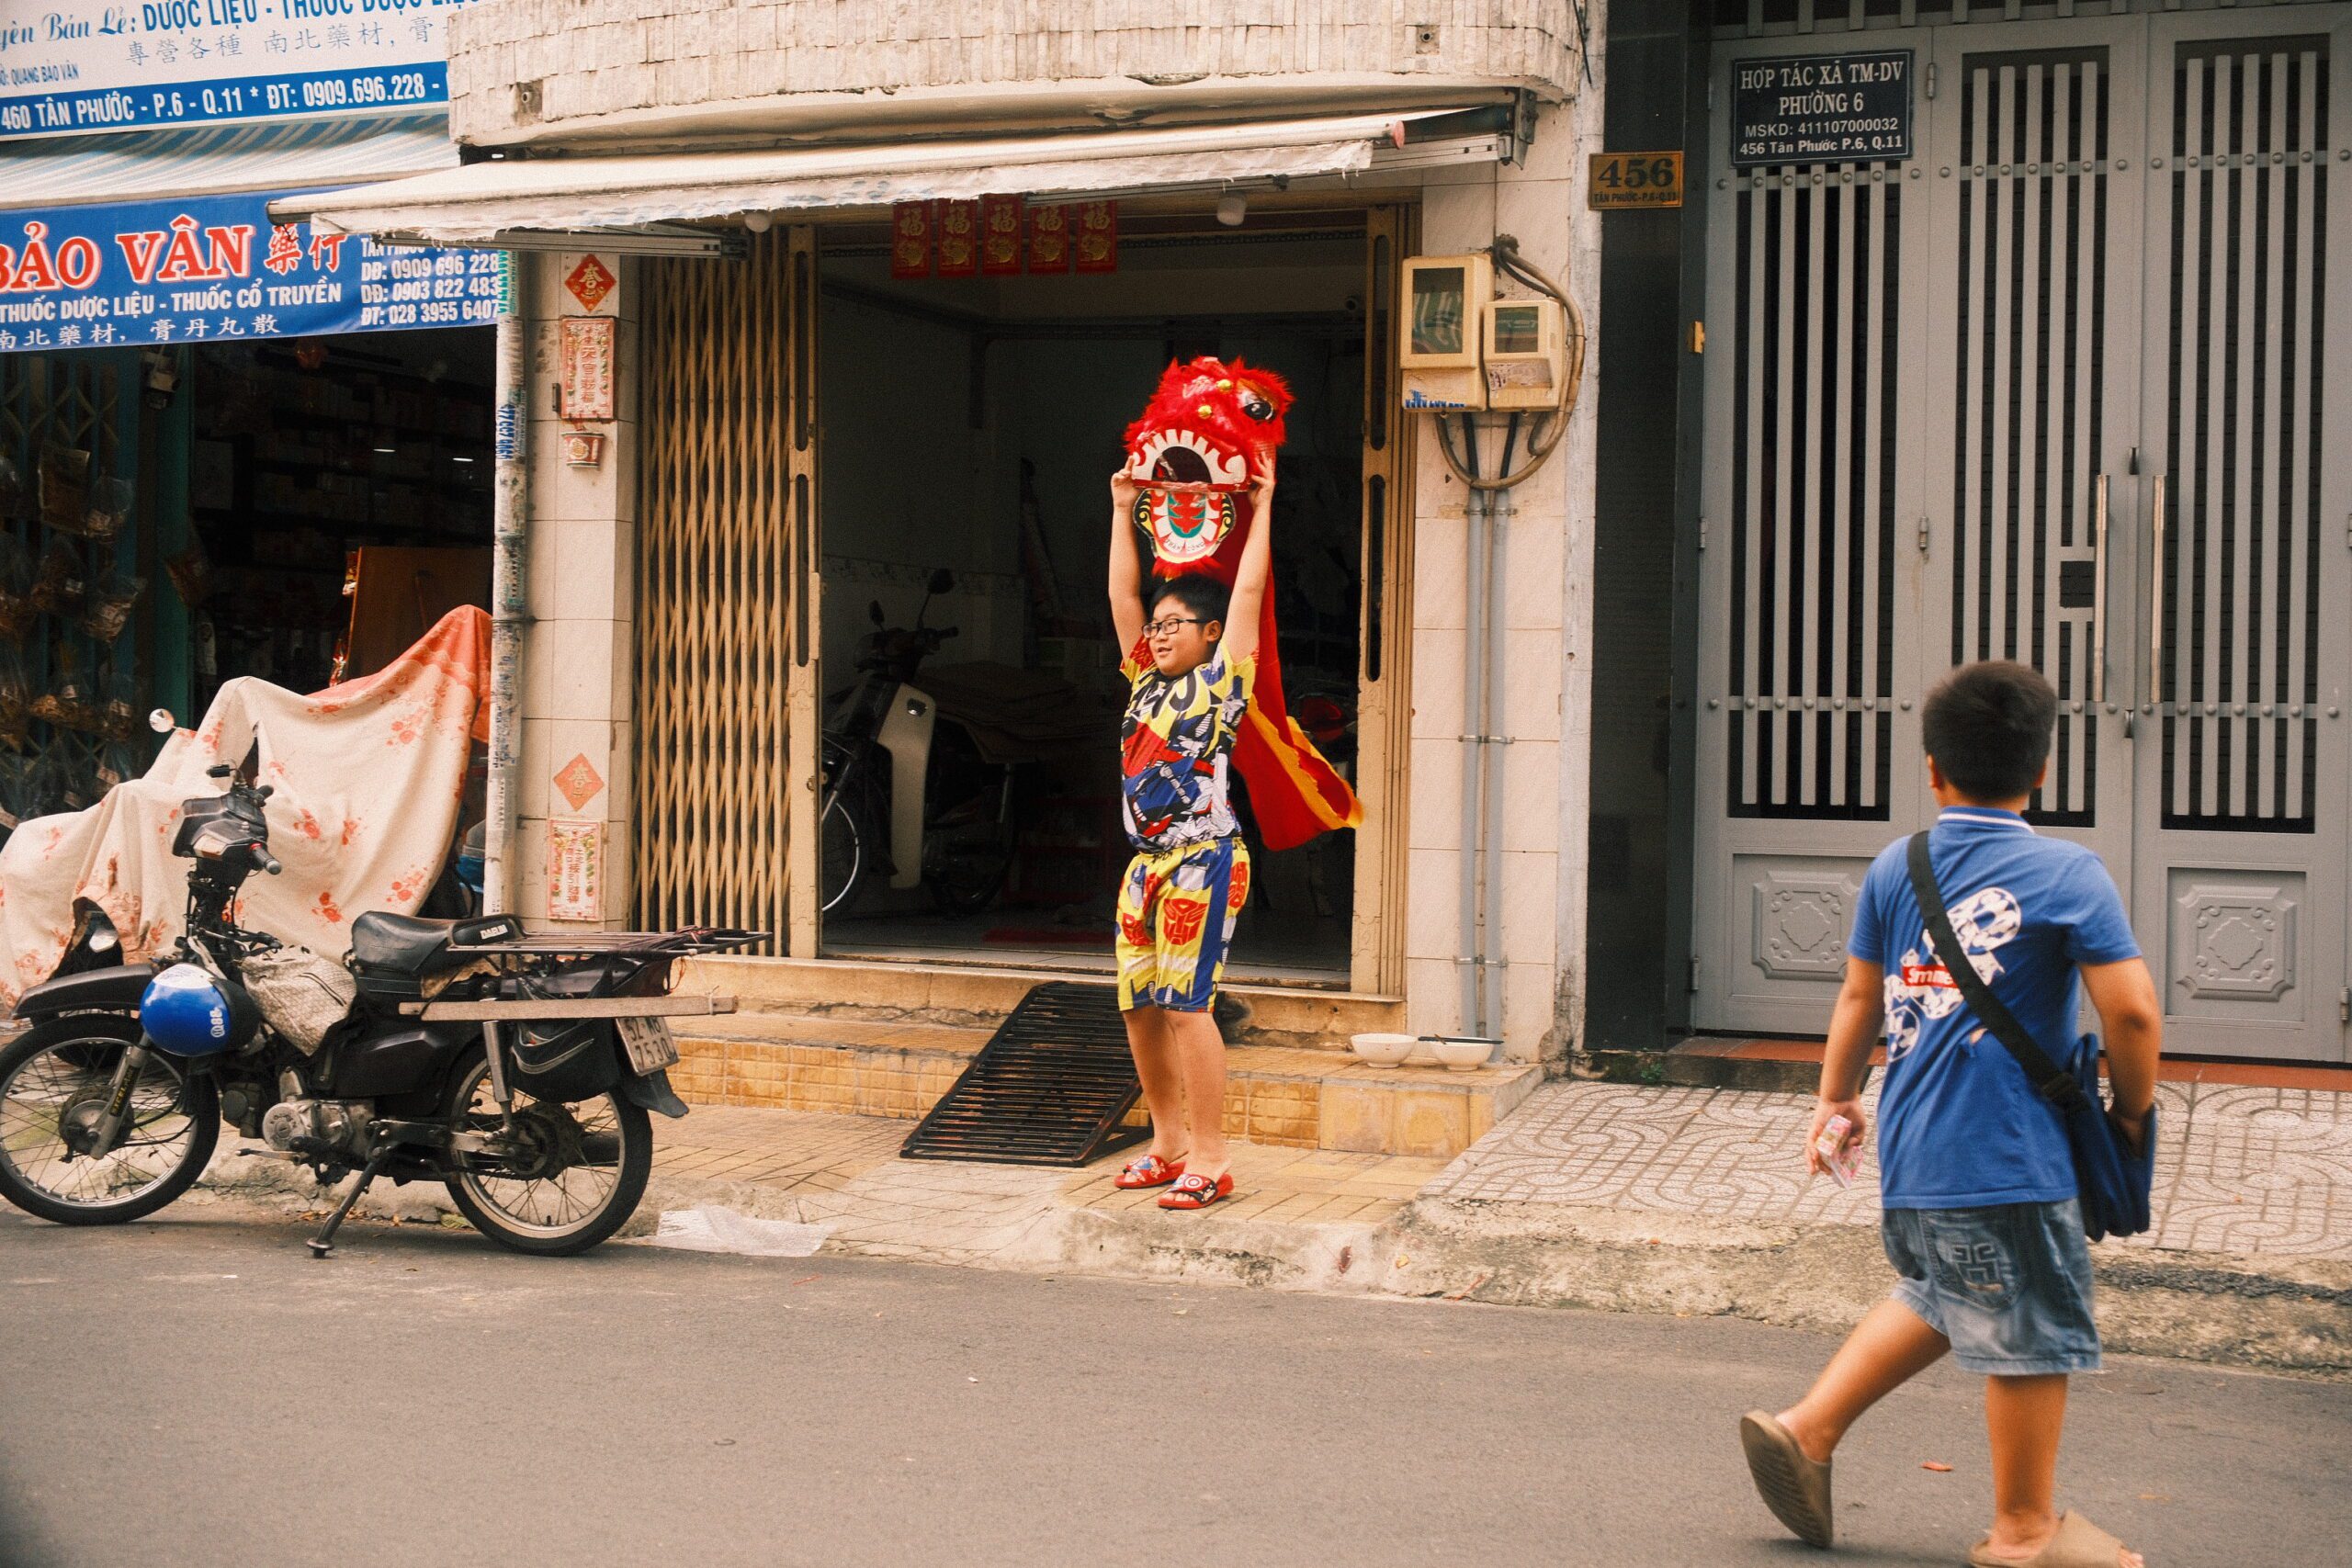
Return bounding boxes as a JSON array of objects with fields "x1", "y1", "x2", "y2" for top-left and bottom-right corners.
[
  {"x1": 1349, "y1": 1032, "x2": 1417, "y2": 1066},
  {"x1": 1426, "y1": 1036, "x2": 1498, "y2": 1071}
]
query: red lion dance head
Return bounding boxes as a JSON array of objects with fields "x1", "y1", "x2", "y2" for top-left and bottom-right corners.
[
  {"x1": 1123, "y1": 359, "x2": 1293, "y2": 564},
  {"x1": 1120, "y1": 356, "x2": 1362, "y2": 851}
]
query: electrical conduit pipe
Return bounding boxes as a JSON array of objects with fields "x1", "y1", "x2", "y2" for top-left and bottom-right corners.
[{"x1": 482, "y1": 253, "x2": 530, "y2": 916}]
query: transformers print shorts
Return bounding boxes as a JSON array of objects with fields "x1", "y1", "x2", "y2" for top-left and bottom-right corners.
[{"x1": 1114, "y1": 837, "x2": 1251, "y2": 1012}]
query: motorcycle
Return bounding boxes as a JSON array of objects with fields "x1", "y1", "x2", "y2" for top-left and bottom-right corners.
[
  {"x1": 820, "y1": 568, "x2": 1016, "y2": 917},
  {"x1": 0, "y1": 736, "x2": 761, "y2": 1258}
]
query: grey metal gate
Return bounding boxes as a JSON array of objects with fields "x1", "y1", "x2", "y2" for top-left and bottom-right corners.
[
  {"x1": 1695, "y1": 4, "x2": 2350, "y2": 1058},
  {"x1": 2133, "y1": 14, "x2": 2349, "y2": 1059}
]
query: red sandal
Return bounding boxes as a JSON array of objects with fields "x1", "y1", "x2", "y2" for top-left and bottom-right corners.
[
  {"x1": 1157, "y1": 1171, "x2": 1234, "y2": 1210},
  {"x1": 1114, "y1": 1153, "x2": 1186, "y2": 1190}
]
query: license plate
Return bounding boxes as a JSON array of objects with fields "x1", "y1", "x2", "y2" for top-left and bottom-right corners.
[{"x1": 616, "y1": 1015, "x2": 681, "y2": 1075}]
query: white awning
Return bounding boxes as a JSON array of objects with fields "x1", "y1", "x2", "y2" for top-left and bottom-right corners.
[
  {"x1": 271, "y1": 107, "x2": 1512, "y2": 250},
  {"x1": 0, "y1": 113, "x2": 458, "y2": 211}
]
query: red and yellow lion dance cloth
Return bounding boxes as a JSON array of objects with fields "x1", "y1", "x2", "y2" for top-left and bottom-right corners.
[{"x1": 1121, "y1": 356, "x2": 1362, "y2": 851}]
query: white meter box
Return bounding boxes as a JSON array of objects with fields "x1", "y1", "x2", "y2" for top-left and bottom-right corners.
[
  {"x1": 1481, "y1": 298, "x2": 1568, "y2": 411},
  {"x1": 1399, "y1": 254, "x2": 1492, "y2": 411}
]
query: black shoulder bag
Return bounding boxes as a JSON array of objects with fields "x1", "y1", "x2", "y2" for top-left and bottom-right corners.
[{"x1": 1903, "y1": 832, "x2": 2156, "y2": 1241}]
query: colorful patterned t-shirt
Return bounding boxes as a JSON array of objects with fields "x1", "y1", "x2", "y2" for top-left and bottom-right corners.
[{"x1": 1119, "y1": 644, "x2": 1255, "y2": 854}]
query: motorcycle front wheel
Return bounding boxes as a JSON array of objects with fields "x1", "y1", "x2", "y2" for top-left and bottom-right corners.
[
  {"x1": 439, "y1": 1050, "x2": 651, "y2": 1257},
  {"x1": 819, "y1": 789, "x2": 865, "y2": 914},
  {"x1": 0, "y1": 1014, "x2": 220, "y2": 1225}
]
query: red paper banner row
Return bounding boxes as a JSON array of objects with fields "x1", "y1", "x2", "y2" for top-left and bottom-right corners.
[{"x1": 891, "y1": 197, "x2": 1118, "y2": 278}]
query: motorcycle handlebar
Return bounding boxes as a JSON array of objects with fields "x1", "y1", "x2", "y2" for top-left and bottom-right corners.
[{"x1": 257, "y1": 851, "x2": 283, "y2": 875}]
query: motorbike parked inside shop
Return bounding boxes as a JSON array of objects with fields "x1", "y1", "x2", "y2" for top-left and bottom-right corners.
[
  {"x1": 819, "y1": 568, "x2": 1017, "y2": 917},
  {"x1": 0, "y1": 727, "x2": 760, "y2": 1258}
]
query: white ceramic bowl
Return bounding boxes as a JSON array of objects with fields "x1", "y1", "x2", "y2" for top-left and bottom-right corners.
[
  {"x1": 1427, "y1": 1037, "x2": 1493, "y2": 1071},
  {"x1": 1350, "y1": 1032, "x2": 1417, "y2": 1066}
]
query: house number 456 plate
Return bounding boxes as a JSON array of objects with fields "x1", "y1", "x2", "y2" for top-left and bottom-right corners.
[{"x1": 1589, "y1": 152, "x2": 1684, "y2": 210}]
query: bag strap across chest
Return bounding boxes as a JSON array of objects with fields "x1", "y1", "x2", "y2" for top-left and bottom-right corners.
[{"x1": 1903, "y1": 830, "x2": 2087, "y2": 1112}]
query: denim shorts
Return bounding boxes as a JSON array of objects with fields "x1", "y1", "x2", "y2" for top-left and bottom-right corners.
[{"x1": 1882, "y1": 1199, "x2": 2100, "y2": 1375}]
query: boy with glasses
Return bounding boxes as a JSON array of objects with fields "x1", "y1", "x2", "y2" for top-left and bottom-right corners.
[{"x1": 1100, "y1": 457, "x2": 1276, "y2": 1211}]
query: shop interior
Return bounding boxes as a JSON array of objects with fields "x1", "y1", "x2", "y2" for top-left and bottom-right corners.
[
  {"x1": 186, "y1": 326, "x2": 496, "y2": 707},
  {"x1": 0, "y1": 326, "x2": 492, "y2": 861},
  {"x1": 815, "y1": 204, "x2": 1370, "y2": 983}
]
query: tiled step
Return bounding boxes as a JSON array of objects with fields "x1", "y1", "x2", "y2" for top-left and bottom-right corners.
[
  {"x1": 670, "y1": 1009, "x2": 1539, "y2": 1160},
  {"x1": 678, "y1": 953, "x2": 1406, "y2": 1052}
]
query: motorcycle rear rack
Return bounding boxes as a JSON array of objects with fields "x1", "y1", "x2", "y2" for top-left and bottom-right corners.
[
  {"x1": 440, "y1": 928, "x2": 768, "y2": 959},
  {"x1": 396, "y1": 995, "x2": 739, "y2": 1021}
]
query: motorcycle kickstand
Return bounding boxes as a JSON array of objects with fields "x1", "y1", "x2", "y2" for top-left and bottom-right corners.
[{"x1": 306, "y1": 1143, "x2": 393, "y2": 1258}]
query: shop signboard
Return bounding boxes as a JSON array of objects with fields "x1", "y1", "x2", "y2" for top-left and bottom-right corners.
[
  {"x1": 1729, "y1": 50, "x2": 1914, "y2": 168},
  {"x1": 0, "y1": 187, "x2": 498, "y2": 354},
  {"x1": 0, "y1": 0, "x2": 465, "y2": 140}
]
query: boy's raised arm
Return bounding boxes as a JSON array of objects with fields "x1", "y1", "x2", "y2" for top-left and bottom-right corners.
[
  {"x1": 1107, "y1": 470, "x2": 1146, "y2": 654},
  {"x1": 1221, "y1": 457, "x2": 1276, "y2": 666}
]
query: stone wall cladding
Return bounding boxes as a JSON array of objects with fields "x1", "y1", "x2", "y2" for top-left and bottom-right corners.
[{"x1": 448, "y1": 1, "x2": 1580, "y2": 141}]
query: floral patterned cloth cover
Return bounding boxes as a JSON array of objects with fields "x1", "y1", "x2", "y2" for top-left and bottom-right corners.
[{"x1": 0, "y1": 606, "x2": 492, "y2": 1000}]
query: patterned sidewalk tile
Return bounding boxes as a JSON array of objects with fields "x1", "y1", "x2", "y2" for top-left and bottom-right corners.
[{"x1": 1423, "y1": 1079, "x2": 2352, "y2": 1261}]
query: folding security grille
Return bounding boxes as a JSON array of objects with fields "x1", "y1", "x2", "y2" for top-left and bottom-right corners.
[
  {"x1": 2156, "y1": 34, "x2": 2331, "y2": 833},
  {"x1": 1949, "y1": 50, "x2": 2111, "y2": 826},
  {"x1": 635, "y1": 231, "x2": 814, "y2": 943},
  {"x1": 1725, "y1": 164, "x2": 1905, "y2": 818}
]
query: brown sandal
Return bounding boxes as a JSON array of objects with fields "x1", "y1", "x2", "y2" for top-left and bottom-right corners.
[
  {"x1": 1739, "y1": 1411, "x2": 1834, "y2": 1549},
  {"x1": 1966, "y1": 1511, "x2": 2132, "y2": 1568}
]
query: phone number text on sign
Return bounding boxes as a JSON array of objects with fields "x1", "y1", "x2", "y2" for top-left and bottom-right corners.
[
  {"x1": 1729, "y1": 50, "x2": 1914, "y2": 168},
  {"x1": 0, "y1": 1, "x2": 464, "y2": 139}
]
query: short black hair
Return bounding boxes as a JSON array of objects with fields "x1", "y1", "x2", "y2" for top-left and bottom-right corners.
[
  {"x1": 1147, "y1": 575, "x2": 1231, "y2": 630},
  {"x1": 1921, "y1": 660, "x2": 2058, "y2": 801}
]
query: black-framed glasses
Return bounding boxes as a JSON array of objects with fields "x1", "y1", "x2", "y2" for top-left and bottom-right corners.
[{"x1": 1143, "y1": 616, "x2": 1206, "y2": 637}]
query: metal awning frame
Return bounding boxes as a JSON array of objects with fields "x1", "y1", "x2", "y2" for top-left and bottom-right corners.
[
  {"x1": 284, "y1": 100, "x2": 1526, "y2": 258},
  {"x1": 369, "y1": 222, "x2": 746, "y2": 259}
]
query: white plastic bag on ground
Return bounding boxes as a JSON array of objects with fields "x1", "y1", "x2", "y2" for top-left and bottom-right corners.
[{"x1": 647, "y1": 1206, "x2": 834, "y2": 1258}]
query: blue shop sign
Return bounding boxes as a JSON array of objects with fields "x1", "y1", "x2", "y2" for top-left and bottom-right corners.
[
  {"x1": 0, "y1": 187, "x2": 498, "y2": 353},
  {"x1": 0, "y1": 2, "x2": 465, "y2": 139}
]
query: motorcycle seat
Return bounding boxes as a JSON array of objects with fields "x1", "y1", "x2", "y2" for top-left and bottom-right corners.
[{"x1": 349, "y1": 911, "x2": 462, "y2": 976}]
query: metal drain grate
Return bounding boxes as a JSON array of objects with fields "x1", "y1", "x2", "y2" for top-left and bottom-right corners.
[{"x1": 899, "y1": 982, "x2": 1148, "y2": 1166}]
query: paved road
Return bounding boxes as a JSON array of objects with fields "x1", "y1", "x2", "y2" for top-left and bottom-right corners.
[{"x1": 2, "y1": 1202, "x2": 2343, "y2": 1568}]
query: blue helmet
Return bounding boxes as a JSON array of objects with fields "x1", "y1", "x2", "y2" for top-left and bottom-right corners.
[{"x1": 140, "y1": 964, "x2": 258, "y2": 1057}]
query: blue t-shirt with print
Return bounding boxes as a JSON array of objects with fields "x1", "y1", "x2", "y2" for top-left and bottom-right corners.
[{"x1": 1848, "y1": 807, "x2": 2141, "y2": 1210}]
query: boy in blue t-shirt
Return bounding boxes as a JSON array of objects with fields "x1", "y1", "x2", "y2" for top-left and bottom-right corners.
[{"x1": 1739, "y1": 662, "x2": 2160, "y2": 1568}]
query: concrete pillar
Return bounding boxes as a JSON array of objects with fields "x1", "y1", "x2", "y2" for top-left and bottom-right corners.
[
  {"x1": 1400, "y1": 73, "x2": 1605, "y2": 1065},
  {"x1": 515, "y1": 250, "x2": 638, "y2": 929}
]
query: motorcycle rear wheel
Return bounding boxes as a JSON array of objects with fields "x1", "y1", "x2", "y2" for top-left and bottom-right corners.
[
  {"x1": 439, "y1": 1051, "x2": 650, "y2": 1257},
  {"x1": 0, "y1": 1014, "x2": 220, "y2": 1225}
]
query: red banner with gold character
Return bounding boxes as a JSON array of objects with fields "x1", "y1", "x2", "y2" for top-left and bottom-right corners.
[
  {"x1": 889, "y1": 202, "x2": 932, "y2": 278},
  {"x1": 1027, "y1": 204, "x2": 1070, "y2": 273},
  {"x1": 935, "y1": 200, "x2": 979, "y2": 276},
  {"x1": 979, "y1": 195, "x2": 1024, "y2": 275},
  {"x1": 1073, "y1": 200, "x2": 1118, "y2": 274}
]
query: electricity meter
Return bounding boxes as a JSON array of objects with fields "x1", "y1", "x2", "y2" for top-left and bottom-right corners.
[
  {"x1": 1398, "y1": 253, "x2": 1492, "y2": 412},
  {"x1": 1480, "y1": 296, "x2": 1568, "y2": 411}
]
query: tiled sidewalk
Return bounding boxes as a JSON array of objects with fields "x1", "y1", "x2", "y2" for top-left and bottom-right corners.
[
  {"x1": 641, "y1": 1077, "x2": 2352, "y2": 1269},
  {"x1": 1423, "y1": 1079, "x2": 2352, "y2": 1261},
  {"x1": 649, "y1": 1106, "x2": 1451, "y2": 1261}
]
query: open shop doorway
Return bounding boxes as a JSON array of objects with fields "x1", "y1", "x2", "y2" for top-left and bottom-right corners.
[{"x1": 814, "y1": 205, "x2": 1372, "y2": 984}]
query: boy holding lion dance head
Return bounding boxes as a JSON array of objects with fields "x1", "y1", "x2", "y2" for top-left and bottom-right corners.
[{"x1": 1102, "y1": 355, "x2": 1356, "y2": 1212}]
